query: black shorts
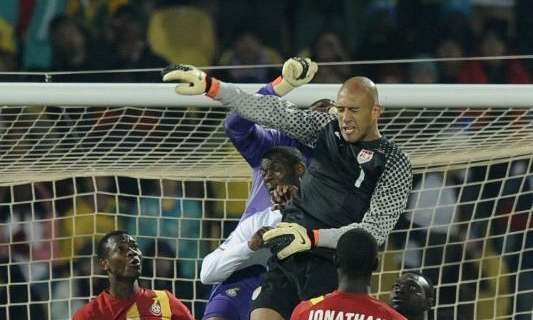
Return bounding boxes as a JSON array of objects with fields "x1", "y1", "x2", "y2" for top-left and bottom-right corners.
[{"x1": 250, "y1": 249, "x2": 338, "y2": 319}]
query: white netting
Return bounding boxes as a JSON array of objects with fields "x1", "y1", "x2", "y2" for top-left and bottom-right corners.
[
  {"x1": 0, "y1": 83, "x2": 531, "y2": 320},
  {"x1": 1, "y1": 103, "x2": 532, "y2": 184}
]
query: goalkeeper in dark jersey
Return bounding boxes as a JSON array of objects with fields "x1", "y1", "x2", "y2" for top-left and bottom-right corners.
[{"x1": 163, "y1": 60, "x2": 412, "y2": 320}]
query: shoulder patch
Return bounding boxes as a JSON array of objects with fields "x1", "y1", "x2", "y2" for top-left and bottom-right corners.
[{"x1": 309, "y1": 295, "x2": 325, "y2": 305}]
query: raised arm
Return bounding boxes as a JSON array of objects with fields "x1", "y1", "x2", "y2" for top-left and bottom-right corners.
[
  {"x1": 215, "y1": 82, "x2": 334, "y2": 146},
  {"x1": 162, "y1": 61, "x2": 336, "y2": 147},
  {"x1": 317, "y1": 150, "x2": 413, "y2": 247},
  {"x1": 225, "y1": 76, "x2": 303, "y2": 167}
]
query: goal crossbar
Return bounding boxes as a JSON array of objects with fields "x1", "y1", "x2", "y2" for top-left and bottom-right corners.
[{"x1": 1, "y1": 83, "x2": 533, "y2": 107}]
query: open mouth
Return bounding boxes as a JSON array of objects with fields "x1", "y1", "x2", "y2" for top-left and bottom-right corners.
[
  {"x1": 390, "y1": 292, "x2": 405, "y2": 305},
  {"x1": 342, "y1": 126, "x2": 357, "y2": 135},
  {"x1": 129, "y1": 256, "x2": 141, "y2": 268}
]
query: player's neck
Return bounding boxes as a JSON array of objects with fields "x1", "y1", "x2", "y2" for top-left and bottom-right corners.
[
  {"x1": 361, "y1": 126, "x2": 381, "y2": 142},
  {"x1": 337, "y1": 274, "x2": 370, "y2": 294},
  {"x1": 108, "y1": 279, "x2": 140, "y2": 299}
]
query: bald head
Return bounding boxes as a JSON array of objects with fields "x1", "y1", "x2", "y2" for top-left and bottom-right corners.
[
  {"x1": 340, "y1": 76, "x2": 379, "y2": 106},
  {"x1": 335, "y1": 76, "x2": 382, "y2": 143}
]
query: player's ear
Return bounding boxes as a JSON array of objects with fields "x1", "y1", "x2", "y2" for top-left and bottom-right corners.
[
  {"x1": 333, "y1": 253, "x2": 340, "y2": 268},
  {"x1": 99, "y1": 257, "x2": 110, "y2": 273},
  {"x1": 371, "y1": 104, "x2": 382, "y2": 120}
]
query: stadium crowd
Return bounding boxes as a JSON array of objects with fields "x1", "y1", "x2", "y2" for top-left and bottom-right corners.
[
  {"x1": 0, "y1": 0, "x2": 532, "y2": 84},
  {"x1": 0, "y1": 1, "x2": 532, "y2": 320}
]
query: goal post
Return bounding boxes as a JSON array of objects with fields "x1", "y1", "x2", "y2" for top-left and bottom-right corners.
[{"x1": 0, "y1": 82, "x2": 531, "y2": 320}]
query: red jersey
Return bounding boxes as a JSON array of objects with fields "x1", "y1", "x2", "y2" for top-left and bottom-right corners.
[
  {"x1": 72, "y1": 288, "x2": 193, "y2": 320},
  {"x1": 291, "y1": 291, "x2": 406, "y2": 320}
]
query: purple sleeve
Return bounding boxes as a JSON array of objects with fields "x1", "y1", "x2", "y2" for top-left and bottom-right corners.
[{"x1": 224, "y1": 83, "x2": 289, "y2": 167}]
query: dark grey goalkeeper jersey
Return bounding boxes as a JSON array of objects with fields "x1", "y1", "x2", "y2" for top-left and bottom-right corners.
[{"x1": 213, "y1": 82, "x2": 412, "y2": 248}]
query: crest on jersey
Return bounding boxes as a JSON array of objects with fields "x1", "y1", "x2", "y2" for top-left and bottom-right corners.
[
  {"x1": 225, "y1": 287, "x2": 240, "y2": 297},
  {"x1": 357, "y1": 149, "x2": 374, "y2": 164},
  {"x1": 150, "y1": 299, "x2": 162, "y2": 316}
]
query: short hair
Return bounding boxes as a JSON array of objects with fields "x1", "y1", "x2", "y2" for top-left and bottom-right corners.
[
  {"x1": 262, "y1": 146, "x2": 304, "y2": 167},
  {"x1": 398, "y1": 271, "x2": 435, "y2": 299},
  {"x1": 97, "y1": 230, "x2": 129, "y2": 260},
  {"x1": 336, "y1": 229, "x2": 378, "y2": 277}
]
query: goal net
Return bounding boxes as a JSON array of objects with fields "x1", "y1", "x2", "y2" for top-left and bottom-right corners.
[{"x1": 0, "y1": 82, "x2": 531, "y2": 320}]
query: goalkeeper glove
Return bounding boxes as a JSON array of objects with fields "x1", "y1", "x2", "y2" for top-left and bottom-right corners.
[
  {"x1": 262, "y1": 222, "x2": 317, "y2": 260},
  {"x1": 272, "y1": 57, "x2": 318, "y2": 96},
  {"x1": 162, "y1": 64, "x2": 220, "y2": 97}
]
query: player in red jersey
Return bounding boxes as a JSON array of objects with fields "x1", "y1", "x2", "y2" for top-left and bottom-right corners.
[
  {"x1": 72, "y1": 230, "x2": 193, "y2": 320},
  {"x1": 290, "y1": 229, "x2": 406, "y2": 320}
]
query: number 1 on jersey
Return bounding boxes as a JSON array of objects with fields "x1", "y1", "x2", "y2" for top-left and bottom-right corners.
[{"x1": 354, "y1": 166, "x2": 365, "y2": 188}]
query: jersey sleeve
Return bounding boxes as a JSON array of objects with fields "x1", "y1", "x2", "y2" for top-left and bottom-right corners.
[
  {"x1": 167, "y1": 291, "x2": 194, "y2": 320},
  {"x1": 317, "y1": 149, "x2": 413, "y2": 247},
  {"x1": 214, "y1": 81, "x2": 335, "y2": 147},
  {"x1": 225, "y1": 113, "x2": 298, "y2": 167},
  {"x1": 199, "y1": 215, "x2": 257, "y2": 284},
  {"x1": 71, "y1": 303, "x2": 92, "y2": 320},
  {"x1": 224, "y1": 82, "x2": 281, "y2": 167},
  {"x1": 290, "y1": 301, "x2": 311, "y2": 320}
]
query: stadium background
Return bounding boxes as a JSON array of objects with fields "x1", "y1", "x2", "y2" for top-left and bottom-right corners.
[{"x1": 0, "y1": 0, "x2": 532, "y2": 319}]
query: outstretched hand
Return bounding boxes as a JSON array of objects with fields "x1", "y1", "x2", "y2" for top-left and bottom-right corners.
[{"x1": 162, "y1": 64, "x2": 218, "y2": 96}]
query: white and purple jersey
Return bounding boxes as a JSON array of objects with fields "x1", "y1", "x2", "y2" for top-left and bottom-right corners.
[
  {"x1": 203, "y1": 83, "x2": 311, "y2": 320},
  {"x1": 224, "y1": 83, "x2": 312, "y2": 220},
  {"x1": 201, "y1": 208, "x2": 282, "y2": 320}
]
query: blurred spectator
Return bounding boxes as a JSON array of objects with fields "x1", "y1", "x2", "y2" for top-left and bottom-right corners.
[
  {"x1": 403, "y1": 172, "x2": 477, "y2": 319},
  {"x1": 309, "y1": 32, "x2": 351, "y2": 83},
  {"x1": 375, "y1": 64, "x2": 406, "y2": 84},
  {"x1": 21, "y1": 2, "x2": 66, "y2": 70},
  {"x1": 0, "y1": 183, "x2": 54, "y2": 320},
  {"x1": 408, "y1": 57, "x2": 438, "y2": 83},
  {"x1": 438, "y1": 9, "x2": 474, "y2": 55},
  {"x1": 356, "y1": 5, "x2": 405, "y2": 80},
  {"x1": 148, "y1": 3, "x2": 215, "y2": 66},
  {"x1": 458, "y1": 29, "x2": 531, "y2": 84},
  {"x1": 50, "y1": 244, "x2": 105, "y2": 319},
  {"x1": 515, "y1": 0, "x2": 533, "y2": 59},
  {"x1": 98, "y1": 5, "x2": 168, "y2": 82},
  {"x1": 64, "y1": 0, "x2": 130, "y2": 37},
  {"x1": 126, "y1": 179, "x2": 202, "y2": 279},
  {"x1": 56, "y1": 177, "x2": 115, "y2": 263},
  {"x1": 357, "y1": 4, "x2": 401, "y2": 61},
  {"x1": 218, "y1": 31, "x2": 282, "y2": 83},
  {"x1": 489, "y1": 159, "x2": 532, "y2": 319},
  {"x1": 436, "y1": 37, "x2": 464, "y2": 83},
  {"x1": 0, "y1": 17, "x2": 17, "y2": 73},
  {"x1": 49, "y1": 16, "x2": 93, "y2": 71},
  {"x1": 142, "y1": 240, "x2": 176, "y2": 290},
  {"x1": 215, "y1": 0, "x2": 291, "y2": 54},
  {"x1": 292, "y1": 0, "x2": 365, "y2": 54}
]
